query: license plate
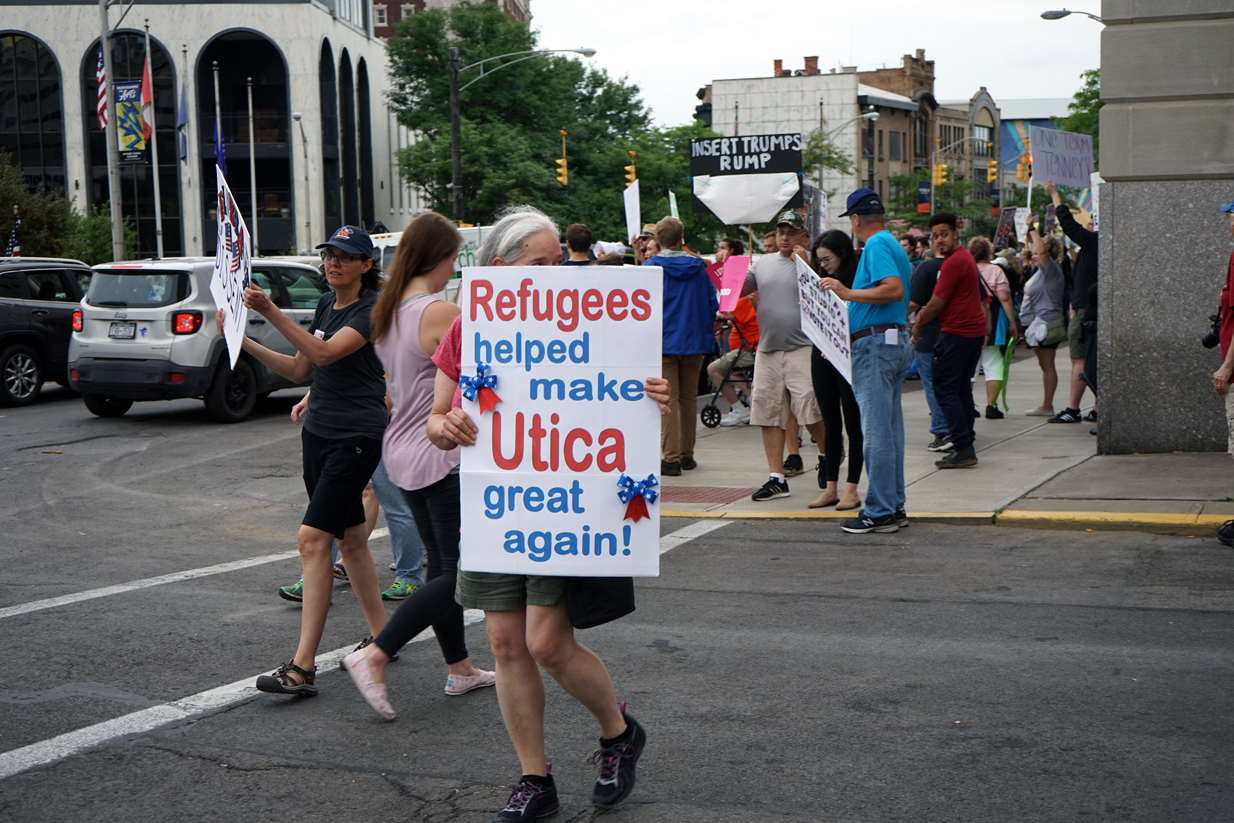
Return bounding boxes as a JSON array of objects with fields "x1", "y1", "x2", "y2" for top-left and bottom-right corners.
[{"x1": 108, "y1": 322, "x2": 137, "y2": 339}]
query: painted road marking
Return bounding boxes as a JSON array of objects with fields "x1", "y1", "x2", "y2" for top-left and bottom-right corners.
[
  {"x1": 0, "y1": 520, "x2": 730, "y2": 780},
  {"x1": 0, "y1": 528, "x2": 390, "y2": 621}
]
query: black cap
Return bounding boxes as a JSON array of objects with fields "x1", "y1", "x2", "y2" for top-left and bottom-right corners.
[
  {"x1": 315, "y1": 225, "x2": 376, "y2": 260},
  {"x1": 838, "y1": 188, "x2": 885, "y2": 217}
]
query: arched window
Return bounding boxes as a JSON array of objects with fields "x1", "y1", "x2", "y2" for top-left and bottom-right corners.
[
  {"x1": 357, "y1": 58, "x2": 373, "y2": 229},
  {"x1": 338, "y1": 49, "x2": 357, "y2": 226},
  {"x1": 83, "y1": 32, "x2": 181, "y2": 256},
  {"x1": 319, "y1": 40, "x2": 339, "y2": 235},
  {"x1": 1, "y1": 32, "x2": 65, "y2": 193}
]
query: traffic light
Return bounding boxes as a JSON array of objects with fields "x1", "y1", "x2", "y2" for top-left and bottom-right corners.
[
  {"x1": 987, "y1": 159, "x2": 998, "y2": 184},
  {"x1": 624, "y1": 150, "x2": 637, "y2": 187},
  {"x1": 555, "y1": 129, "x2": 568, "y2": 186},
  {"x1": 932, "y1": 163, "x2": 949, "y2": 186},
  {"x1": 1015, "y1": 152, "x2": 1032, "y2": 182}
]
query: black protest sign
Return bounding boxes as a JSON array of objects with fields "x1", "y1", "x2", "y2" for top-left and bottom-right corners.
[{"x1": 690, "y1": 133, "x2": 803, "y2": 215}]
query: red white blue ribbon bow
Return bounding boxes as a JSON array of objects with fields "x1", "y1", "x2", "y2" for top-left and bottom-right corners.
[
  {"x1": 617, "y1": 473, "x2": 658, "y2": 523},
  {"x1": 460, "y1": 363, "x2": 501, "y2": 413}
]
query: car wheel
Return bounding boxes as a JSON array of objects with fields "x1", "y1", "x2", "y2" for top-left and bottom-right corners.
[
  {"x1": 0, "y1": 344, "x2": 43, "y2": 407},
  {"x1": 204, "y1": 358, "x2": 257, "y2": 423},
  {"x1": 82, "y1": 393, "x2": 133, "y2": 417}
]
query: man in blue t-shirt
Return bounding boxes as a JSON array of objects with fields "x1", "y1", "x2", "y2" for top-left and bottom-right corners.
[{"x1": 819, "y1": 188, "x2": 913, "y2": 534}]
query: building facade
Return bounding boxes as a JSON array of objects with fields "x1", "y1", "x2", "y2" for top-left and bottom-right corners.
[
  {"x1": 2, "y1": 0, "x2": 426, "y2": 258},
  {"x1": 373, "y1": 0, "x2": 531, "y2": 38}
]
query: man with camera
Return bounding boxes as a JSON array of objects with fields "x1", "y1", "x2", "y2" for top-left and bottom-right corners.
[{"x1": 1214, "y1": 198, "x2": 1234, "y2": 548}]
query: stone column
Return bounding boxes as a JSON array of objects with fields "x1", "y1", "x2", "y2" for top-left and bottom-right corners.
[{"x1": 1097, "y1": 0, "x2": 1234, "y2": 453}]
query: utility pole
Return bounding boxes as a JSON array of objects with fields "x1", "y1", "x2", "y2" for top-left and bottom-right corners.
[
  {"x1": 144, "y1": 21, "x2": 164, "y2": 258},
  {"x1": 99, "y1": 0, "x2": 127, "y2": 259},
  {"x1": 449, "y1": 47, "x2": 462, "y2": 224}
]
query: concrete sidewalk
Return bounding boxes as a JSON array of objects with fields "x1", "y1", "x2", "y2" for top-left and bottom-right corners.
[{"x1": 664, "y1": 347, "x2": 1234, "y2": 535}]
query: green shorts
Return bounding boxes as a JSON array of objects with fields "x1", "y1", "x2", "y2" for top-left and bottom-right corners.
[
  {"x1": 456, "y1": 570, "x2": 568, "y2": 611},
  {"x1": 1068, "y1": 307, "x2": 1087, "y2": 360}
]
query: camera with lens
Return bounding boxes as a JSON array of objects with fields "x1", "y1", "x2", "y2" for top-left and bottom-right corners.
[{"x1": 1202, "y1": 309, "x2": 1222, "y2": 349}]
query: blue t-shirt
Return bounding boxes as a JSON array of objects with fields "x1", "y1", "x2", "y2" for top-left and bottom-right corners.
[{"x1": 849, "y1": 230, "x2": 912, "y2": 332}]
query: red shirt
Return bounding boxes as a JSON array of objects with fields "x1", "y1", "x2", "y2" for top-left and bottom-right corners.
[
  {"x1": 933, "y1": 246, "x2": 987, "y2": 338},
  {"x1": 433, "y1": 315, "x2": 464, "y2": 408},
  {"x1": 727, "y1": 295, "x2": 760, "y2": 350},
  {"x1": 1221, "y1": 250, "x2": 1234, "y2": 361}
]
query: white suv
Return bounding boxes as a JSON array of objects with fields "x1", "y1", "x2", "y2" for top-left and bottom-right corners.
[{"x1": 69, "y1": 258, "x2": 327, "y2": 422}]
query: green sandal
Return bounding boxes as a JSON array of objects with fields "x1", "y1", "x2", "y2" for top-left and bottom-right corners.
[{"x1": 256, "y1": 660, "x2": 317, "y2": 696}]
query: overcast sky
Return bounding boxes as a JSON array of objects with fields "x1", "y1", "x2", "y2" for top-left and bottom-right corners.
[{"x1": 532, "y1": 0, "x2": 1102, "y2": 126}]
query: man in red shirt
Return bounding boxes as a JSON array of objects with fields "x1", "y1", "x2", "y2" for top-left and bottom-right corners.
[
  {"x1": 911, "y1": 212, "x2": 987, "y2": 468},
  {"x1": 1214, "y1": 198, "x2": 1234, "y2": 547}
]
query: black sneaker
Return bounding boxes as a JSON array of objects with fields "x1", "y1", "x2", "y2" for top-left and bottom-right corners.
[
  {"x1": 783, "y1": 454, "x2": 804, "y2": 477},
  {"x1": 985, "y1": 405, "x2": 1005, "y2": 420},
  {"x1": 1048, "y1": 408, "x2": 1082, "y2": 423},
  {"x1": 680, "y1": 457, "x2": 697, "y2": 471},
  {"x1": 927, "y1": 435, "x2": 953, "y2": 452},
  {"x1": 751, "y1": 477, "x2": 790, "y2": 501},
  {"x1": 661, "y1": 460, "x2": 682, "y2": 477},
  {"x1": 935, "y1": 446, "x2": 978, "y2": 468},
  {"x1": 493, "y1": 773, "x2": 559, "y2": 822},
  {"x1": 591, "y1": 708, "x2": 646, "y2": 809},
  {"x1": 841, "y1": 513, "x2": 899, "y2": 534},
  {"x1": 1218, "y1": 520, "x2": 1234, "y2": 548},
  {"x1": 1084, "y1": 409, "x2": 1098, "y2": 422},
  {"x1": 894, "y1": 509, "x2": 909, "y2": 529}
]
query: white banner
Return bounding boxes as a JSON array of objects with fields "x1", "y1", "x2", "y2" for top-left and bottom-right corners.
[
  {"x1": 1029, "y1": 126, "x2": 1095, "y2": 190},
  {"x1": 459, "y1": 267, "x2": 664, "y2": 577},
  {"x1": 211, "y1": 165, "x2": 251, "y2": 368},
  {"x1": 623, "y1": 179, "x2": 641, "y2": 247},
  {"x1": 795, "y1": 256, "x2": 852, "y2": 384}
]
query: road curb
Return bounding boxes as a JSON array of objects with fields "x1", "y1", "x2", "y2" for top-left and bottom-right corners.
[{"x1": 661, "y1": 509, "x2": 1227, "y2": 536}]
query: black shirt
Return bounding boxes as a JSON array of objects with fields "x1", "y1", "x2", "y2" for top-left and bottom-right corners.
[
  {"x1": 303, "y1": 289, "x2": 388, "y2": 441},
  {"x1": 1056, "y1": 203, "x2": 1098, "y2": 310},
  {"x1": 910, "y1": 257, "x2": 944, "y2": 353}
]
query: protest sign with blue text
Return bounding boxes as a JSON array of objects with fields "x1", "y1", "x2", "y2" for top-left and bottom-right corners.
[
  {"x1": 460, "y1": 267, "x2": 663, "y2": 577},
  {"x1": 795, "y1": 256, "x2": 851, "y2": 384},
  {"x1": 1029, "y1": 126, "x2": 1094, "y2": 189},
  {"x1": 211, "y1": 167, "x2": 250, "y2": 368}
]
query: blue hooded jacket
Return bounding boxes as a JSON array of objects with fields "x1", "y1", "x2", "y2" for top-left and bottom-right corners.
[{"x1": 645, "y1": 250, "x2": 719, "y2": 355}]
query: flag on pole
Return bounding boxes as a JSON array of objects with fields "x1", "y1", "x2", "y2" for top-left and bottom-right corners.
[
  {"x1": 140, "y1": 54, "x2": 154, "y2": 144},
  {"x1": 213, "y1": 118, "x2": 227, "y2": 176},
  {"x1": 176, "y1": 82, "x2": 188, "y2": 162},
  {"x1": 5, "y1": 209, "x2": 20, "y2": 258},
  {"x1": 95, "y1": 48, "x2": 108, "y2": 131}
]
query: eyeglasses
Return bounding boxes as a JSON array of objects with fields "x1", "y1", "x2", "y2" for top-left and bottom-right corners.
[
  {"x1": 320, "y1": 250, "x2": 362, "y2": 265},
  {"x1": 816, "y1": 254, "x2": 836, "y2": 266}
]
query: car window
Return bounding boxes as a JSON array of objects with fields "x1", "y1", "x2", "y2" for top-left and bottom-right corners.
[
  {"x1": 276, "y1": 268, "x2": 325, "y2": 309},
  {"x1": 72, "y1": 270, "x2": 92, "y2": 295},
  {"x1": 250, "y1": 268, "x2": 290, "y2": 308},
  {"x1": 25, "y1": 271, "x2": 71, "y2": 302},
  {"x1": 87, "y1": 270, "x2": 188, "y2": 308},
  {"x1": 0, "y1": 272, "x2": 24, "y2": 298}
]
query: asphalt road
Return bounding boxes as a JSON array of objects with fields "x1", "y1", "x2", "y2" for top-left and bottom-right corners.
[{"x1": 1, "y1": 387, "x2": 1232, "y2": 822}]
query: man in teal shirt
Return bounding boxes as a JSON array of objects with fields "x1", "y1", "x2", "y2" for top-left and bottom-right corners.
[{"x1": 819, "y1": 188, "x2": 913, "y2": 533}]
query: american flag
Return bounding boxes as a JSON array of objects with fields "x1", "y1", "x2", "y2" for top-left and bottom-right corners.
[
  {"x1": 5, "y1": 209, "x2": 19, "y2": 259},
  {"x1": 96, "y1": 47, "x2": 107, "y2": 131}
]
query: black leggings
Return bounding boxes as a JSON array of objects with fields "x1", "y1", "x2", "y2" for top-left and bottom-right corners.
[
  {"x1": 810, "y1": 347, "x2": 864, "y2": 485},
  {"x1": 373, "y1": 472, "x2": 468, "y2": 664}
]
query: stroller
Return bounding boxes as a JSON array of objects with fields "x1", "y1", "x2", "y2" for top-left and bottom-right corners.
[{"x1": 699, "y1": 318, "x2": 758, "y2": 428}]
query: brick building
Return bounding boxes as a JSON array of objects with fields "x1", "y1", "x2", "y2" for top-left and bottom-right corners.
[{"x1": 373, "y1": 0, "x2": 531, "y2": 38}]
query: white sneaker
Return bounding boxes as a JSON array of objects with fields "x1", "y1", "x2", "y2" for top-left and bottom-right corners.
[{"x1": 720, "y1": 406, "x2": 750, "y2": 427}]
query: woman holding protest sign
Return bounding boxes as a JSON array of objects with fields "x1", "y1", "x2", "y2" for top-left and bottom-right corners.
[
  {"x1": 806, "y1": 230, "x2": 864, "y2": 511},
  {"x1": 427, "y1": 205, "x2": 672, "y2": 822},
  {"x1": 339, "y1": 212, "x2": 496, "y2": 720},
  {"x1": 216, "y1": 225, "x2": 389, "y2": 697}
]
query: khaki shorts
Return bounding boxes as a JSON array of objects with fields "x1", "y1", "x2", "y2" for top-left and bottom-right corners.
[
  {"x1": 713, "y1": 347, "x2": 755, "y2": 373},
  {"x1": 749, "y1": 346, "x2": 822, "y2": 428},
  {"x1": 1227, "y1": 390, "x2": 1234, "y2": 459},
  {"x1": 1068, "y1": 307, "x2": 1087, "y2": 360},
  {"x1": 456, "y1": 570, "x2": 567, "y2": 612}
]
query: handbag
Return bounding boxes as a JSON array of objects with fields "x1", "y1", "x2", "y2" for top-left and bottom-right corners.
[
  {"x1": 1041, "y1": 317, "x2": 1067, "y2": 346},
  {"x1": 565, "y1": 576, "x2": 636, "y2": 629}
]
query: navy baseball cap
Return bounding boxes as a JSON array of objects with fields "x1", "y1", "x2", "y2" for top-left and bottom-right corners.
[
  {"x1": 1222, "y1": 198, "x2": 1234, "y2": 213},
  {"x1": 838, "y1": 187, "x2": 885, "y2": 217},
  {"x1": 315, "y1": 225, "x2": 376, "y2": 259}
]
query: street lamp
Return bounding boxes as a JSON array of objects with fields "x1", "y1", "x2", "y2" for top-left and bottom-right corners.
[
  {"x1": 293, "y1": 112, "x2": 310, "y2": 254},
  {"x1": 449, "y1": 46, "x2": 596, "y2": 223},
  {"x1": 1041, "y1": 8, "x2": 1103, "y2": 21}
]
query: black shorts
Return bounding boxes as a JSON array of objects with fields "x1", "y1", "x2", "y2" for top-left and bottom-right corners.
[{"x1": 301, "y1": 428, "x2": 382, "y2": 538}]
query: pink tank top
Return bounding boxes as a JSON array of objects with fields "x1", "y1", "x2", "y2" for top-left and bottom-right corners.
[{"x1": 375, "y1": 295, "x2": 461, "y2": 491}]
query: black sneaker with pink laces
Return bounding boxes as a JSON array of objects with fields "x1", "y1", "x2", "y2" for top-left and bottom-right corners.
[
  {"x1": 590, "y1": 702, "x2": 646, "y2": 809},
  {"x1": 493, "y1": 770, "x2": 558, "y2": 822}
]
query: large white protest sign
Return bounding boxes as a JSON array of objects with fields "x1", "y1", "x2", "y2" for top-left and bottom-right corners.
[
  {"x1": 211, "y1": 167, "x2": 251, "y2": 368},
  {"x1": 795, "y1": 256, "x2": 851, "y2": 384},
  {"x1": 460, "y1": 267, "x2": 664, "y2": 577},
  {"x1": 1029, "y1": 126, "x2": 1094, "y2": 190},
  {"x1": 623, "y1": 179, "x2": 641, "y2": 246}
]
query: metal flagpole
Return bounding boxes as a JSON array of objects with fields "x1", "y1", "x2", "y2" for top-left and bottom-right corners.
[
  {"x1": 99, "y1": 0, "x2": 127, "y2": 259},
  {"x1": 144, "y1": 21, "x2": 164, "y2": 258},
  {"x1": 247, "y1": 77, "x2": 258, "y2": 255}
]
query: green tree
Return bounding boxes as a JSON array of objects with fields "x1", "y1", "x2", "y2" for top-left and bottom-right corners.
[
  {"x1": 62, "y1": 203, "x2": 137, "y2": 265},
  {"x1": 885, "y1": 167, "x2": 998, "y2": 240},
  {"x1": 1, "y1": 149, "x2": 75, "y2": 258},
  {"x1": 1056, "y1": 69, "x2": 1101, "y2": 166}
]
